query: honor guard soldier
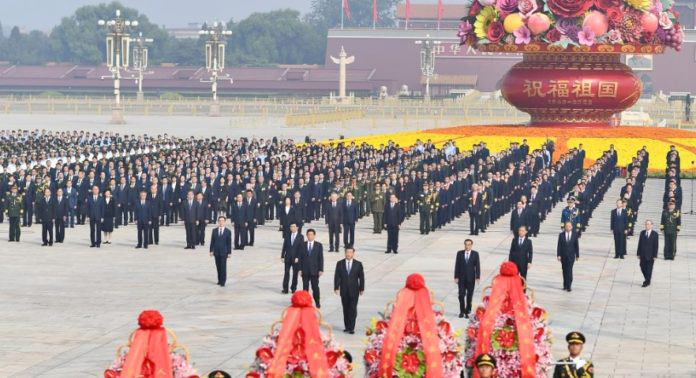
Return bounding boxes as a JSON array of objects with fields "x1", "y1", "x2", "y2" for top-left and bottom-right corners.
[
  {"x1": 474, "y1": 353, "x2": 497, "y2": 378},
  {"x1": 4, "y1": 185, "x2": 23, "y2": 242},
  {"x1": 553, "y1": 331, "x2": 594, "y2": 378},
  {"x1": 417, "y1": 183, "x2": 431, "y2": 234},
  {"x1": 561, "y1": 198, "x2": 581, "y2": 236},
  {"x1": 660, "y1": 200, "x2": 681, "y2": 260},
  {"x1": 369, "y1": 184, "x2": 385, "y2": 234}
]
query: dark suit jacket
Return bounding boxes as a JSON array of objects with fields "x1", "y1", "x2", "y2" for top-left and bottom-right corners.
[
  {"x1": 281, "y1": 232, "x2": 304, "y2": 263},
  {"x1": 87, "y1": 196, "x2": 105, "y2": 219},
  {"x1": 556, "y1": 232, "x2": 580, "y2": 260},
  {"x1": 510, "y1": 208, "x2": 530, "y2": 231},
  {"x1": 231, "y1": 202, "x2": 247, "y2": 225},
  {"x1": 209, "y1": 227, "x2": 232, "y2": 256},
  {"x1": 637, "y1": 230, "x2": 659, "y2": 260},
  {"x1": 325, "y1": 202, "x2": 343, "y2": 227},
  {"x1": 300, "y1": 240, "x2": 324, "y2": 275},
  {"x1": 54, "y1": 197, "x2": 70, "y2": 218},
  {"x1": 181, "y1": 200, "x2": 198, "y2": 223},
  {"x1": 509, "y1": 237, "x2": 533, "y2": 266},
  {"x1": 194, "y1": 200, "x2": 207, "y2": 222},
  {"x1": 35, "y1": 197, "x2": 56, "y2": 222},
  {"x1": 334, "y1": 259, "x2": 365, "y2": 298},
  {"x1": 454, "y1": 250, "x2": 481, "y2": 285},
  {"x1": 384, "y1": 203, "x2": 404, "y2": 228},
  {"x1": 342, "y1": 201, "x2": 359, "y2": 225},
  {"x1": 134, "y1": 200, "x2": 152, "y2": 223},
  {"x1": 610, "y1": 209, "x2": 628, "y2": 233}
]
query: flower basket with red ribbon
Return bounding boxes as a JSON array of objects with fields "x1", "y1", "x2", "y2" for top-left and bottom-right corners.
[
  {"x1": 364, "y1": 273, "x2": 465, "y2": 378},
  {"x1": 245, "y1": 291, "x2": 352, "y2": 378},
  {"x1": 464, "y1": 262, "x2": 553, "y2": 378},
  {"x1": 104, "y1": 310, "x2": 199, "y2": 378}
]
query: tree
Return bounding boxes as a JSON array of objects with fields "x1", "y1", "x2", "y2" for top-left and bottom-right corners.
[
  {"x1": 228, "y1": 9, "x2": 324, "y2": 66},
  {"x1": 305, "y1": 0, "x2": 402, "y2": 30}
]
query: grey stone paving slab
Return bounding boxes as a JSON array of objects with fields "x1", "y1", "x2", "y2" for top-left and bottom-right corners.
[{"x1": 0, "y1": 178, "x2": 694, "y2": 377}]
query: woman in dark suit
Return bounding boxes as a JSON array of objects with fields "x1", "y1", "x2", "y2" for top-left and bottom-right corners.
[{"x1": 102, "y1": 189, "x2": 116, "y2": 244}]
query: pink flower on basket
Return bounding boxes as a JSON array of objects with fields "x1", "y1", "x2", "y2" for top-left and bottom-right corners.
[
  {"x1": 513, "y1": 26, "x2": 532, "y2": 44},
  {"x1": 659, "y1": 12, "x2": 673, "y2": 29},
  {"x1": 518, "y1": 0, "x2": 538, "y2": 18},
  {"x1": 578, "y1": 27, "x2": 595, "y2": 46}
]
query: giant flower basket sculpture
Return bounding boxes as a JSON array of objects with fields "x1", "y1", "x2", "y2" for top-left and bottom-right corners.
[
  {"x1": 363, "y1": 273, "x2": 465, "y2": 378},
  {"x1": 245, "y1": 291, "x2": 353, "y2": 378},
  {"x1": 464, "y1": 262, "x2": 553, "y2": 378},
  {"x1": 104, "y1": 310, "x2": 199, "y2": 378}
]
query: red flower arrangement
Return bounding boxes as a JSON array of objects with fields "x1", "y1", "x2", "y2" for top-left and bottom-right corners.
[{"x1": 547, "y1": 0, "x2": 593, "y2": 17}]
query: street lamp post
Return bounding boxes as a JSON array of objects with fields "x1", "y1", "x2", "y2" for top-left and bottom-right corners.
[
  {"x1": 415, "y1": 35, "x2": 441, "y2": 101},
  {"x1": 98, "y1": 9, "x2": 138, "y2": 124},
  {"x1": 199, "y1": 22, "x2": 233, "y2": 117},
  {"x1": 132, "y1": 32, "x2": 153, "y2": 102}
]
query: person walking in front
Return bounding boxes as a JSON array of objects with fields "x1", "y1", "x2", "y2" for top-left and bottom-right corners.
[
  {"x1": 454, "y1": 239, "x2": 480, "y2": 318},
  {"x1": 509, "y1": 225, "x2": 533, "y2": 279},
  {"x1": 610, "y1": 199, "x2": 628, "y2": 259},
  {"x1": 300, "y1": 229, "x2": 324, "y2": 308},
  {"x1": 134, "y1": 190, "x2": 151, "y2": 249},
  {"x1": 557, "y1": 222, "x2": 580, "y2": 292},
  {"x1": 210, "y1": 216, "x2": 232, "y2": 286},
  {"x1": 334, "y1": 246, "x2": 364, "y2": 334},
  {"x1": 637, "y1": 220, "x2": 658, "y2": 287},
  {"x1": 384, "y1": 194, "x2": 404, "y2": 254},
  {"x1": 281, "y1": 223, "x2": 303, "y2": 294},
  {"x1": 87, "y1": 185, "x2": 105, "y2": 248}
]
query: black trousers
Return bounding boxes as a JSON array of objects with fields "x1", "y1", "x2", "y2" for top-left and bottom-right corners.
[
  {"x1": 302, "y1": 274, "x2": 321, "y2": 307},
  {"x1": 246, "y1": 224, "x2": 255, "y2": 246},
  {"x1": 639, "y1": 258, "x2": 654, "y2": 284},
  {"x1": 282, "y1": 261, "x2": 300, "y2": 292},
  {"x1": 343, "y1": 223, "x2": 355, "y2": 247},
  {"x1": 419, "y1": 212, "x2": 430, "y2": 234},
  {"x1": 561, "y1": 257, "x2": 575, "y2": 290},
  {"x1": 197, "y1": 223, "x2": 206, "y2": 245},
  {"x1": 469, "y1": 211, "x2": 480, "y2": 234},
  {"x1": 613, "y1": 231, "x2": 626, "y2": 257},
  {"x1": 9, "y1": 216, "x2": 20, "y2": 241},
  {"x1": 116, "y1": 205, "x2": 128, "y2": 226},
  {"x1": 184, "y1": 221, "x2": 196, "y2": 247},
  {"x1": 89, "y1": 219, "x2": 101, "y2": 246},
  {"x1": 341, "y1": 294, "x2": 359, "y2": 332},
  {"x1": 23, "y1": 205, "x2": 33, "y2": 226},
  {"x1": 148, "y1": 218, "x2": 159, "y2": 245},
  {"x1": 458, "y1": 281, "x2": 475, "y2": 315},
  {"x1": 55, "y1": 218, "x2": 65, "y2": 242},
  {"x1": 387, "y1": 226, "x2": 399, "y2": 252},
  {"x1": 214, "y1": 253, "x2": 227, "y2": 285},
  {"x1": 41, "y1": 220, "x2": 54, "y2": 244},
  {"x1": 137, "y1": 222, "x2": 149, "y2": 247},
  {"x1": 664, "y1": 232, "x2": 677, "y2": 259},
  {"x1": 328, "y1": 224, "x2": 341, "y2": 250},
  {"x1": 234, "y1": 223, "x2": 246, "y2": 248}
]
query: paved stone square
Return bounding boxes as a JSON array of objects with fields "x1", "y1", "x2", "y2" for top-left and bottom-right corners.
[{"x1": 1, "y1": 176, "x2": 694, "y2": 377}]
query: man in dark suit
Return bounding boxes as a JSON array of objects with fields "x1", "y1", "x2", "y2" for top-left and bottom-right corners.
[
  {"x1": 244, "y1": 189, "x2": 257, "y2": 246},
  {"x1": 334, "y1": 246, "x2": 365, "y2": 334},
  {"x1": 281, "y1": 223, "x2": 304, "y2": 294},
  {"x1": 510, "y1": 201, "x2": 529, "y2": 237},
  {"x1": 557, "y1": 222, "x2": 580, "y2": 292},
  {"x1": 181, "y1": 190, "x2": 198, "y2": 249},
  {"x1": 637, "y1": 220, "x2": 659, "y2": 287},
  {"x1": 195, "y1": 192, "x2": 208, "y2": 246},
  {"x1": 230, "y1": 193, "x2": 248, "y2": 250},
  {"x1": 468, "y1": 184, "x2": 483, "y2": 235},
  {"x1": 54, "y1": 188, "x2": 69, "y2": 243},
  {"x1": 210, "y1": 216, "x2": 232, "y2": 286},
  {"x1": 148, "y1": 185, "x2": 162, "y2": 245},
  {"x1": 87, "y1": 185, "x2": 105, "y2": 247},
  {"x1": 454, "y1": 239, "x2": 481, "y2": 318},
  {"x1": 300, "y1": 229, "x2": 324, "y2": 307},
  {"x1": 342, "y1": 192, "x2": 359, "y2": 248},
  {"x1": 324, "y1": 192, "x2": 343, "y2": 252},
  {"x1": 610, "y1": 199, "x2": 628, "y2": 259},
  {"x1": 384, "y1": 194, "x2": 404, "y2": 254},
  {"x1": 509, "y1": 226, "x2": 533, "y2": 278},
  {"x1": 134, "y1": 190, "x2": 151, "y2": 249},
  {"x1": 35, "y1": 188, "x2": 56, "y2": 246}
]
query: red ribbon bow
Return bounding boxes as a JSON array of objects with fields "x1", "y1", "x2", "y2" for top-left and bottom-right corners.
[
  {"x1": 474, "y1": 262, "x2": 536, "y2": 378},
  {"x1": 118, "y1": 310, "x2": 173, "y2": 378},
  {"x1": 268, "y1": 291, "x2": 330, "y2": 378},
  {"x1": 377, "y1": 274, "x2": 444, "y2": 378}
]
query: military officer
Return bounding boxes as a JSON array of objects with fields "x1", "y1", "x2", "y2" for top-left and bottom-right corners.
[
  {"x1": 561, "y1": 198, "x2": 581, "y2": 236},
  {"x1": 417, "y1": 183, "x2": 431, "y2": 234},
  {"x1": 369, "y1": 184, "x2": 385, "y2": 234},
  {"x1": 553, "y1": 331, "x2": 594, "y2": 378},
  {"x1": 660, "y1": 200, "x2": 681, "y2": 260},
  {"x1": 4, "y1": 185, "x2": 23, "y2": 242},
  {"x1": 474, "y1": 353, "x2": 497, "y2": 378}
]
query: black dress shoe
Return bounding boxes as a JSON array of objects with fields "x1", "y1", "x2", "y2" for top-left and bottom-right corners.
[
  {"x1": 343, "y1": 329, "x2": 348, "y2": 333},
  {"x1": 42, "y1": 243, "x2": 48, "y2": 246},
  {"x1": 281, "y1": 290, "x2": 289, "y2": 294},
  {"x1": 393, "y1": 251, "x2": 398, "y2": 254},
  {"x1": 458, "y1": 313, "x2": 464, "y2": 318},
  {"x1": 614, "y1": 256, "x2": 619, "y2": 259},
  {"x1": 464, "y1": 313, "x2": 469, "y2": 319},
  {"x1": 385, "y1": 251, "x2": 391, "y2": 254},
  {"x1": 348, "y1": 330, "x2": 355, "y2": 334}
]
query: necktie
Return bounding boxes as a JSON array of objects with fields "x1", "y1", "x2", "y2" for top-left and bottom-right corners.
[
  {"x1": 519, "y1": 238, "x2": 523, "y2": 246},
  {"x1": 219, "y1": 228, "x2": 223, "y2": 236},
  {"x1": 308, "y1": 242, "x2": 312, "y2": 254},
  {"x1": 465, "y1": 252, "x2": 469, "y2": 263},
  {"x1": 618, "y1": 209, "x2": 621, "y2": 216},
  {"x1": 567, "y1": 232, "x2": 570, "y2": 242},
  {"x1": 141, "y1": 200, "x2": 145, "y2": 206},
  {"x1": 347, "y1": 260, "x2": 351, "y2": 274},
  {"x1": 291, "y1": 234, "x2": 295, "y2": 244}
]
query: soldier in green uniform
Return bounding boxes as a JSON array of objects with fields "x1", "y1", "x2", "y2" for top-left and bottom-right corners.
[
  {"x1": 660, "y1": 200, "x2": 681, "y2": 260},
  {"x1": 369, "y1": 184, "x2": 385, "y2": 234},
  {"x1": 417, "y1": 182, "x2": 431, "y2": 234},
  {"x1": 4, "y1": 185, "x2": 23, "y2": 242},
  {"x1": 430, "y1": 182, "x2": 440, "y2": 232},
  {"x1": 474, "y1": 353, "x2": 496, "y2": 378},
  {"x1": 553, "y1": 331, "x2": 594, "y2": 378}
]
